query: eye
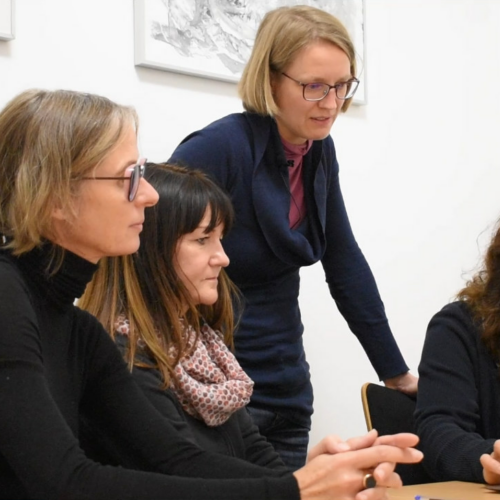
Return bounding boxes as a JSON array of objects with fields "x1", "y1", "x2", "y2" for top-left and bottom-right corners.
[
  {"x1": 196, "y1": 237, "x2": 209, "y2": 245},
  {"x1": 306, "y1": 83, "x2": 326, "y2": 91}
]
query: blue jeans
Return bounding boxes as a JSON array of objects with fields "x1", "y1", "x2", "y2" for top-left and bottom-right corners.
[{"x1": 246, "y1": 405, "x2": 310, "y2": 471}]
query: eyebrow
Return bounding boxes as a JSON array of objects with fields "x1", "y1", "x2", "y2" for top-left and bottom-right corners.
[
  {"x1": 305, "y1": 74, "x2": 354, "y2": 83},
  {"x1": 106, "y1": 158, "x2": 138, "y2": 177}
]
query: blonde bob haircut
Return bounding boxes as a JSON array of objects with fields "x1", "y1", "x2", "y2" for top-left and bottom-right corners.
[
  {"x1": 0, "y1": 89, "x2": 138, "y2": 255},
  {"x1": 239, "y1": 5, "x2": 357, "y2": 116}
]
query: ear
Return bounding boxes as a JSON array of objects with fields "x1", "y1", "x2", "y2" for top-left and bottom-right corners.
[{"x1": 51, "y1": 206, "x2": 67, "y2": 221}]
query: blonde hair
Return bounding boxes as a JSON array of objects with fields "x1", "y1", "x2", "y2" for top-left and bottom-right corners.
[
  {"x1": 239, "y1": 5, "x2": 357, "y2": 116},
  {"x1": 0, "y1": 89, "x2": 138, "y2": 255}
]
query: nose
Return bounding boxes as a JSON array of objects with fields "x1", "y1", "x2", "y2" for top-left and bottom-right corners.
[
  {"x1": 212, "y1": 240, "x2": 230, "y2": 268},
  {"x1": 135, "y1": 178, "x2": 159, "y2": 207},
  {"x1": 318, "y1": 89, "x2": 339, "y2": 110}
]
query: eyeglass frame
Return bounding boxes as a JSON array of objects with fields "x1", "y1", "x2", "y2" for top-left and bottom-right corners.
[
  {"x1": 80, "y1": 157, "x2": 147, "y2": 202},
  {"x1": 281, "y1": 72, "x2": 360, "y2": 101}
]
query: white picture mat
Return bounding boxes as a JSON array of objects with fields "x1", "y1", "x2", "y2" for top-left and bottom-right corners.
[
  {"x1": 134, "y1": 0, "x2": 366, "y2": 104},
  {"x1": 0, "y1": 0, "x2": 14, "y2": 41}
]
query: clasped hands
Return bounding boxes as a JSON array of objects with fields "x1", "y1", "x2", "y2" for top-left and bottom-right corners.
[{"x1": 293, "y1": 429, "x2": 423, "y2": 500}]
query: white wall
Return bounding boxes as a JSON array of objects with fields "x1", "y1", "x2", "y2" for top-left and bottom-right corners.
[{"x1": 2, "y1": 0, "x2": 500, "y2": 448}]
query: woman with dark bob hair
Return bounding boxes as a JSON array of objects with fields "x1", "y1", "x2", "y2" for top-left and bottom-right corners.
[
  {"x1": 416, "y1": 219, "x2": 500, "y2": 484},
  {"x1": 0, "y1": 89, "x2": 421, "y2": 500},
  {"x1": 79, "y1": 163, "x2": 286, "y2": 468}
]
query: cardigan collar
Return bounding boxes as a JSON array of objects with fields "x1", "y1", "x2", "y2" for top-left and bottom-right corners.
[{"x1": 243, "y1": 113, "x2": 326, "y2": 267}]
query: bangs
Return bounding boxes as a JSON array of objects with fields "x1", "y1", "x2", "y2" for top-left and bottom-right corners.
[{"x1": 204, "y1": 187, "x2": 234, "y2": 236}]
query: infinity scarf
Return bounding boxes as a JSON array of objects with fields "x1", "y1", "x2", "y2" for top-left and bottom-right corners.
[{"x1": 115, "y1": 318, "x2": 254, "y2": 426}]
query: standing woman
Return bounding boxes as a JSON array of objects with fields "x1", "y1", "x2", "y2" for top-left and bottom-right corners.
[
  {"x1": 0, "y1": 88, "x2": 421, "y2": 500},
  {"x1": 169, "y1": 5, "x2": 418, "y2": 469}
]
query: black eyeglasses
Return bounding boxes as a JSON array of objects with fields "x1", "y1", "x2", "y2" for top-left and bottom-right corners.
[
  {"x1": 81, "y1": 157, "x2": 147, "y2": 202},
  {"x1": 282, "y1": 73, "x2": 359, "y2": 101}
]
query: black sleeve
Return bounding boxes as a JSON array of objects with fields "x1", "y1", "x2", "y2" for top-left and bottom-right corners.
[
  {"x1": 414, "y1": 302, "x2": 496, "y2": 482},
  {"x1": 0, "y1": 262, "x2": 299, "y2": 500},
  {"x1": 117, "y1": 336, "x2": 287, "y2": 471},
  {"x1": 236, "y1": 409, "x2": 288, "y2": 470}
]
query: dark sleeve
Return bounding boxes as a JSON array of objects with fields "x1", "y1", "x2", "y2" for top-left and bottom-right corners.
[
  {"x1": 112, "y1": 336, "x2": 200, "y2": 446},
  {"x1": 0, "y1": 263, "x2": 299, "y2": 500},
  {"x1": 236, "y1": 409, "x2": 288, "y2": 470},
  {"x1": 414, "y1": 302, "x2": 495, "y2": 482},
  {"x1": 320, "y1": 139, "x2": 409, "y2": 380},
  {"x1": 115, "y1": 337, "x2": 286, "y2": 471}
]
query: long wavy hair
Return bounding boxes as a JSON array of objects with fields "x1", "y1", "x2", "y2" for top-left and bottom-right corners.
[
  {"x1": 79, "y1": 163, "x2": 239, "y2": 387},
  {"x1": 457, "y1": 222, "x2": 500, "y2": 355}
]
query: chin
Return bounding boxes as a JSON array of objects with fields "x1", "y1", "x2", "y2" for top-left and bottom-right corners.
[
  {"x1": 200, "y1": 296, "x2": 218, "y2": 306},
  {"x1": 110, "y1": 241, "x2": 141, "y2": 257}
]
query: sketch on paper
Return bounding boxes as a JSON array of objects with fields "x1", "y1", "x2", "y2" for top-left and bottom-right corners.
[
  {"x1": 0, "y1": 0, "x2": 14, "y2": 41},
  {"x1": 134, "y1": 0, "x2": 365, "y2": 103}
]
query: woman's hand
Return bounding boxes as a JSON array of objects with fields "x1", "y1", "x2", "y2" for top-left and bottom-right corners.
[
  {"x1": 294, "y1": 440, "x2": 423, "y2": 500},
  {"x1": 383, "y1": 372, "x2": 418, "y2": 395},
  {"x1": 481, "y1": 439, "x2": 500, "y2": 484},
  {"x1": 308, "y1": 429, "x2": 419, "y2": 461}
]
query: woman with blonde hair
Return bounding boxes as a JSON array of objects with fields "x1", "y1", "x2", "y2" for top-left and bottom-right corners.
[
  {"x1": 0, "y1": 88, "x2": 422, "y2": 499},
  {"x1": 169, "y1": 4, "x2": 417, "y2": 468}
]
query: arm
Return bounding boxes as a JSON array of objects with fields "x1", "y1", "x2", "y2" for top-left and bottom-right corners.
[
  {"x1": 236, "y1": 408, "x2": 288, "y2": 470},
  {"x1": 319, "y1": 141, "x2": 411, "y2": 384},
  {"x1": 414, "y1": 302, "x2": 496, "y2": 482},
  {"x1": 115, "y1": 335, "x2": 287, "y2": 470},
  {"x1": 0, "y1": 262, "x2": 298, "y2": 500},
  {"x1": 88, "y1": 335, "x2": 424, "y2": 499}
]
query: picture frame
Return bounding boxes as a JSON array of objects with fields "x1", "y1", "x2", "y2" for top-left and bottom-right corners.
[
  {"x1": 134, "y1": 0, "x2": 366, "y2": 104},
  {"x1": 0, "y1": 0, "x2": 14, "y2": 41}
]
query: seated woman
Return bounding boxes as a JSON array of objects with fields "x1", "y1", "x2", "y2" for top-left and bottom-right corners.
[
  {"x1": 0, "y1": 88, "x2": 422, "y2": 500},
  {"x1": 79, "y1": 163, "x2": 285, "y2": 469},
  {"x1": 415, "y1": 219, "x2": 500, "y2": 484}
]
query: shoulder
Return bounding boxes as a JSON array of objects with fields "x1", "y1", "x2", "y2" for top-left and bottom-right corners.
[
  {"x1": 424, "y1": 301, "x2": 480, "y2": 351},
  {"x1": 0, "y1": 252, "x2": 33, "y2": 312},
  {"x1": 179, "y1": 113, "x2": 251, "y2": 147},
  {"x1": 429, "y1": 301, "x2": 477, "y2": 333}
]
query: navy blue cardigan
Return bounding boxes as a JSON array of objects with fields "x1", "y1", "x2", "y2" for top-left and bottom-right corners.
[{"x1": 169, "y1": 112, "x2": 409, "y2": 425}]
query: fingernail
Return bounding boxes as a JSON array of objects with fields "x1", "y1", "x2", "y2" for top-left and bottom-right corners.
[{"x1": 336, "y1": 442, "x2": 350, "y2": 452}]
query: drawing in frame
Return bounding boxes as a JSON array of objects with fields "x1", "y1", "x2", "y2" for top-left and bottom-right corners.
[
  {"x1": 0, "y1": 0, "x2": 14, "y2": 41},
  {"x1": 134, "y1": 0, "x2": 366, "y2": 104}
]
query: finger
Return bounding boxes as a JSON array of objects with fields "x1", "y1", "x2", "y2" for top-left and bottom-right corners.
[
  {"x1": 373, "y1": 433, "x2": 419, "y2": 448},
  {"x1": 342, "y1": 444, "x2": 423, "y2": 470},
  {"x1": 344, "y1": 429, "x2": 379, "y2": 451},
  {"x1": 372, "y1": 464, "x2": 401, "y2": 489},
  {"x1": 481, "y1": 453, "x2": 500, "y2": 472},
  {"x1": 481, "y1": 452, "x2": 500, "y2": 484},
  {"x1": 307, "y1": 435, "x2": 350, "y2": 460}
]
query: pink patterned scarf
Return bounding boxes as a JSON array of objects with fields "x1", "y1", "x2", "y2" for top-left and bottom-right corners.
[{"x1": 115, "y1": 318, "x2": 254, "y2": 426}]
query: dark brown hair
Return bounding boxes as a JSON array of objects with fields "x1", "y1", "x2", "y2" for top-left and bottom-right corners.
[{"x1": 79, "y1": 163, "x2": 239, "y2": 387}]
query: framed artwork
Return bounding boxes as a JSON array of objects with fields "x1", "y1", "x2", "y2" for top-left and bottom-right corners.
[
  {"x1": 134, "y1": 0, "x2": 366, "y2": 104},
  {"x1": 0, "y1": 0, "x2": 14, "y2": 41}
]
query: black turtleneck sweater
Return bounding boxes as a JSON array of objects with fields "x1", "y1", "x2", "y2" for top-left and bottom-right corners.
[{"x1": 0, "y1": 245, "x2": 299, "y2": 500}]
